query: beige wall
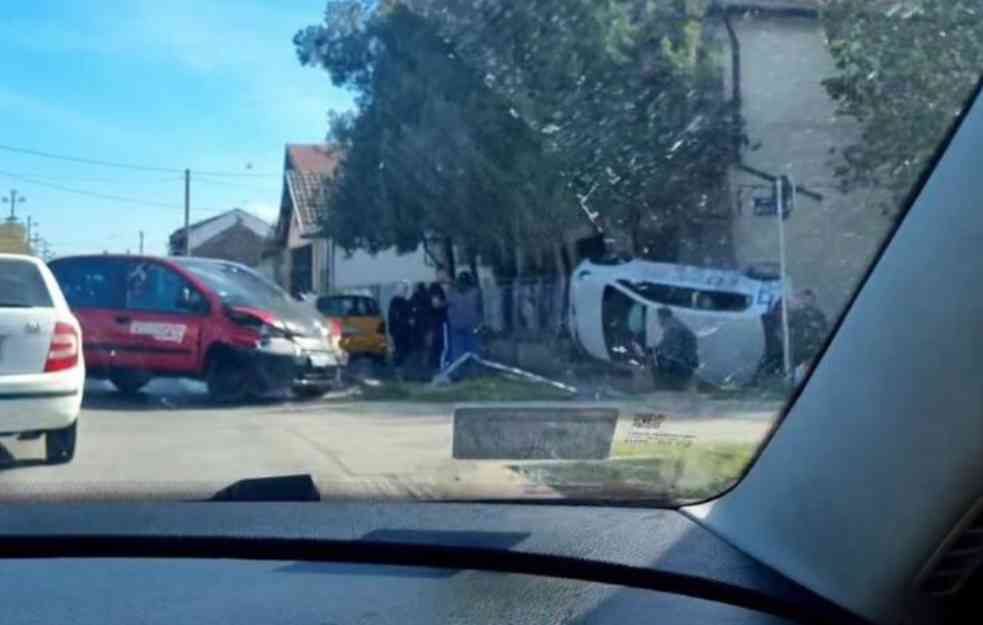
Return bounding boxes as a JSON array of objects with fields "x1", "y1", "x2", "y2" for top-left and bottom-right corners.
[
  {"x1": 330, "y1": 244, "x2": 436, "y2": 291},
  {"x1": 722, "y1": 14, "x2": 895, "y2": 317}
]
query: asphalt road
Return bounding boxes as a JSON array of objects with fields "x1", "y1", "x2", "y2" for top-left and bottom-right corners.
[{"x1": 0, "y1": 379, "x2": 777, "y2": 503}]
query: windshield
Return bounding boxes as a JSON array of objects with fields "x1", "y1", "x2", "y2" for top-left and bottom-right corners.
[
  {"x1": 176, "y1": 259, "x2": 291, "y2": 309},
  {"x1": 0, "y1": 1, "x2": 977, "y2": 505},
  {"x1": 318, "y1": 296, "x2": 380, "y2": 317}
]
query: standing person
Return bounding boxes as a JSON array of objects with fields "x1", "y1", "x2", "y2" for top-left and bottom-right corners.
[
  {"x1": 387, "y1": 283, "x2": 412, "y2": 374},
  {"x1": 445, "y1": 271, "x2": 483, "y2": 367},
  {"x1": 652, "y1": 307, "x2": 699, "y2": 390},
  {"x1": 428, "y1": 282, "x2": 449, "y2": 371},
  {"x1": 408, "y1": 282, "x2": 434, "y2": 379},
  {"x1": 754, "y1": 296, "x2": 785, "y2": 383},
  {"x1": 789, "y1": 289, "x2": 830, "y2": 378}
]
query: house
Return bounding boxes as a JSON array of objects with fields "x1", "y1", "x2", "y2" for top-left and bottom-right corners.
[
  {"x1": 713, "y1": 0, "x2": 892, "y2": 316},
  {"x1": 167, "y1": 208, "x2": 271, "y2": 267},
  {"x1": 265, "y1": 143, "x2": 438, "y2": 297}
]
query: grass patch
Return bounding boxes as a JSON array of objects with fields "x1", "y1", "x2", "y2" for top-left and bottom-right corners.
[
  {"x1": 511, "y1": 441, "x2": 757, "y2": 502},
  {"x1": 344, "y1": 376, "x2": 575, "y2": 403}
]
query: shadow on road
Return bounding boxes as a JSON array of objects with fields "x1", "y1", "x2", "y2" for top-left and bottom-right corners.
[
  {"x1": 83, "y1": 390, "x2": 213, "y2": 412},
  {"x1": 0, "y1": 443, "x2": 47, "y2": 472},
  {"x1": 82, "y1": 379, "x2": 311, "y2": 412}
]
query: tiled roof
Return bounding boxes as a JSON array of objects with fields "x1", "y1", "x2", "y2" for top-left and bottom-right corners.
[
  {"x1": 286, "y1": 170, "x2": 332, "y2": 235},
  {"x1": 282, "y1": 144, "x2": 340, "y2": 238},
  {"x1": 169, "y1": 208, "x2": 272, "y2": 252},
  {"x1": 287, "y1": 144, "x2": 340, "y2": 174}
]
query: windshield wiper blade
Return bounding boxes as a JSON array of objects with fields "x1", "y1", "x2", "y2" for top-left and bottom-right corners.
[{"x1": 0, "y1": 302, "x2": 31, "y2": 308}]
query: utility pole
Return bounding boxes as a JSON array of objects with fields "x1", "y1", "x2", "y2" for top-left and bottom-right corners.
[
  {"x1": 776, "y1": 176, "x2": 792, "y2": 380},
  {"x1": 26, "y1": 216, "x2": 33, "y2": 241},
  {"x1": 2, "y1": 189, "x2": 25, "y2": 223},
  {"x1": 139, "y1": 230, "x2": 145, "y2": 255},
  {"x1": 184, "y1": 168, "x2": 191, "y2": 256}
]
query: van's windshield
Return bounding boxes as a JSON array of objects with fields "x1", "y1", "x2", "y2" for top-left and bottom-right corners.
[{"x1": 175, "y1": 260, "x2": 291, "y2": 309}]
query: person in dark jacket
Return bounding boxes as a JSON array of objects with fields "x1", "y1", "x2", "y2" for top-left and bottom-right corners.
[
  {"x1": 387, "y1": 283, "x2": 412, "y2": 371},
  {"x1": 428, "y1": 282, "x2": 448, "y2": 372},
  {"x1": 445, "y1": 271, "x2": 483, "y2": 367},
  {"x1": 788, "y1": 289, "x2": 829, "y2": 371},
  {"x1": 653, "y1": 307, "x2": 699, "y2": 390},
  {"x1": 755, "y1": 297, "x2": 785, "y2": 382},
  {"x1": 408, "y1": 282, "x2": 434, "y2": 379}
]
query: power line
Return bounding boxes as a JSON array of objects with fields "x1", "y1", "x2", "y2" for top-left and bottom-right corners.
[
  {"x1": 0, "y1": 169, "x2": 224, "y2": 214},
  {"x1": 0, "y1": 143, "x2": 280, "y2": 177},
  {"x1": 7, "y1": 173, "x2": 185, "y2": 185},
  {"x1": 0, "y1": 144, "x2": 174, "y2": 173}
]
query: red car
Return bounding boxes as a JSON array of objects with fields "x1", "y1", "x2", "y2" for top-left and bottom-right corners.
[{"x1": 48, "y1": 255, "x2": 347, "y2": 402}]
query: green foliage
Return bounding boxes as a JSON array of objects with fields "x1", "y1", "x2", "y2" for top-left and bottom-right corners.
[
  {"x1": 296, "y1": 0, "x2": 737, "y2": 266},
  {"x1": 821, "y1": 0, "x2": 983, "y2": 209}
]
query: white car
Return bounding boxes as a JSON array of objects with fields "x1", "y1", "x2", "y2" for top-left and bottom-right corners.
[
  {"x1": 569, "y1": 259, "x2": 785, "y2": 386},
  {"x1": 0, "y1": 254, "x2": 83, "y2": 463}
]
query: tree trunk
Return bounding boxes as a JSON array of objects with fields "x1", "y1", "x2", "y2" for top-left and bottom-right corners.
[{"x1": 443, "y1": 237, "x2": 457, "y2": 280}]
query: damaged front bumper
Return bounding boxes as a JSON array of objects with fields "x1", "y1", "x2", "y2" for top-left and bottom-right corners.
[{"x1": 242, "y1": 336, "x2": 347, "y2": 394}]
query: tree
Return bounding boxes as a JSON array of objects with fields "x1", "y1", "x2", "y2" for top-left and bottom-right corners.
[
  {"x1": 295, "y1": 0, "x2": 737, "y2": 273},
  {"x1": 821, "y1": 0, "x2": 983, "y2": 212},
  {"x1": 297, "y1": 3, "x2": 560, "y2": 275},
  {"x1": 402, "y1": 0, "x2": 738, "y2": 254}
]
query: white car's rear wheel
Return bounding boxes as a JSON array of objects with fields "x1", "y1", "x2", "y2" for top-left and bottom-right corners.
[{"x1": 45, "y1": 421, "x2": 77, "y2": 465}]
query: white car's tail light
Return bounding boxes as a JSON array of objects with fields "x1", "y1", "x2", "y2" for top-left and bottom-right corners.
[{"x1": 45, "y1": 322, "x2": 79, "y2": 373}]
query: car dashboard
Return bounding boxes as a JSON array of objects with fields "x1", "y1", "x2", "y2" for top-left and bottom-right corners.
[{"x1": 0, "y1": 502, "x2": 863, "y2": 625}]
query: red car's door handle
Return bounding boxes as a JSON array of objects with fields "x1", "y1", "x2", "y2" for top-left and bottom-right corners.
[{"x1": 115, "y1": 316, "x2": 131, "y2": 324}]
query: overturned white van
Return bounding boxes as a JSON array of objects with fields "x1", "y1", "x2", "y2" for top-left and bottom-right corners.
[{"x1": 568, "y1": 259, "x2": 785, "y2": 387}]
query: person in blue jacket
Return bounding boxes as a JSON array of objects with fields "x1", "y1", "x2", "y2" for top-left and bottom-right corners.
[{"x1": 444, "y1": 271, "x2": 483, "y2": 368}]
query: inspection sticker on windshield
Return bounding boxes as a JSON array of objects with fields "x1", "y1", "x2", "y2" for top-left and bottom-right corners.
[
  {"x1": 130, "y1": 322, "x2": 186, "y2": 344},
  {"x1": 611, "y1": 412, "x2": 696, "y2": 456}
]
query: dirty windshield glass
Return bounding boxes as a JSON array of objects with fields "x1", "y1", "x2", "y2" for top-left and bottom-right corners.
[
  {"x1": 0, "y1": 1, "x2": 977, "y2": 504},
  {"x1": 175, "y1": 259, "x2": 289, "y2": 309}
]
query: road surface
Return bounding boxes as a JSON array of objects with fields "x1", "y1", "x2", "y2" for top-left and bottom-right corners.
[{"x1": 0, "y1": 379, "x2": 778, "y2": 502}]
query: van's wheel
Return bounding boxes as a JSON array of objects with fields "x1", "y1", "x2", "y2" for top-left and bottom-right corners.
[
  {"x1": 109, "y1": 370, "x2": 150, "y2": 395},
  {"x1": 46, "y1": 421, "x2": 77, "y2": 465},
  {"x1": 206, "y1": 354, "x2": 251, "y2": 404}
]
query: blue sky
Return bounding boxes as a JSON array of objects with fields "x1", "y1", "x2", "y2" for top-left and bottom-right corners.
[{"x1": 0, "y1": 0, "x2": 353, "y2": 256}]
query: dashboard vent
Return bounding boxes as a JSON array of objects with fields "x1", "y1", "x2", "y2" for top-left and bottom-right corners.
[{"x1": 917, "y1": 498, "x2": 983, "y2": 597}]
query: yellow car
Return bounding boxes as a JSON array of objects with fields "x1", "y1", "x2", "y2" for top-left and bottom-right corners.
[{"x1": 315, "y1": 295, "x2": 389, "y2": 363}]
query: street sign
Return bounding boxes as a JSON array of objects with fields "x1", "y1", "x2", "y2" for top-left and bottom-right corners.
[{"x1": 753, "y1": 186, "x2": 793, "y2": 219}]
